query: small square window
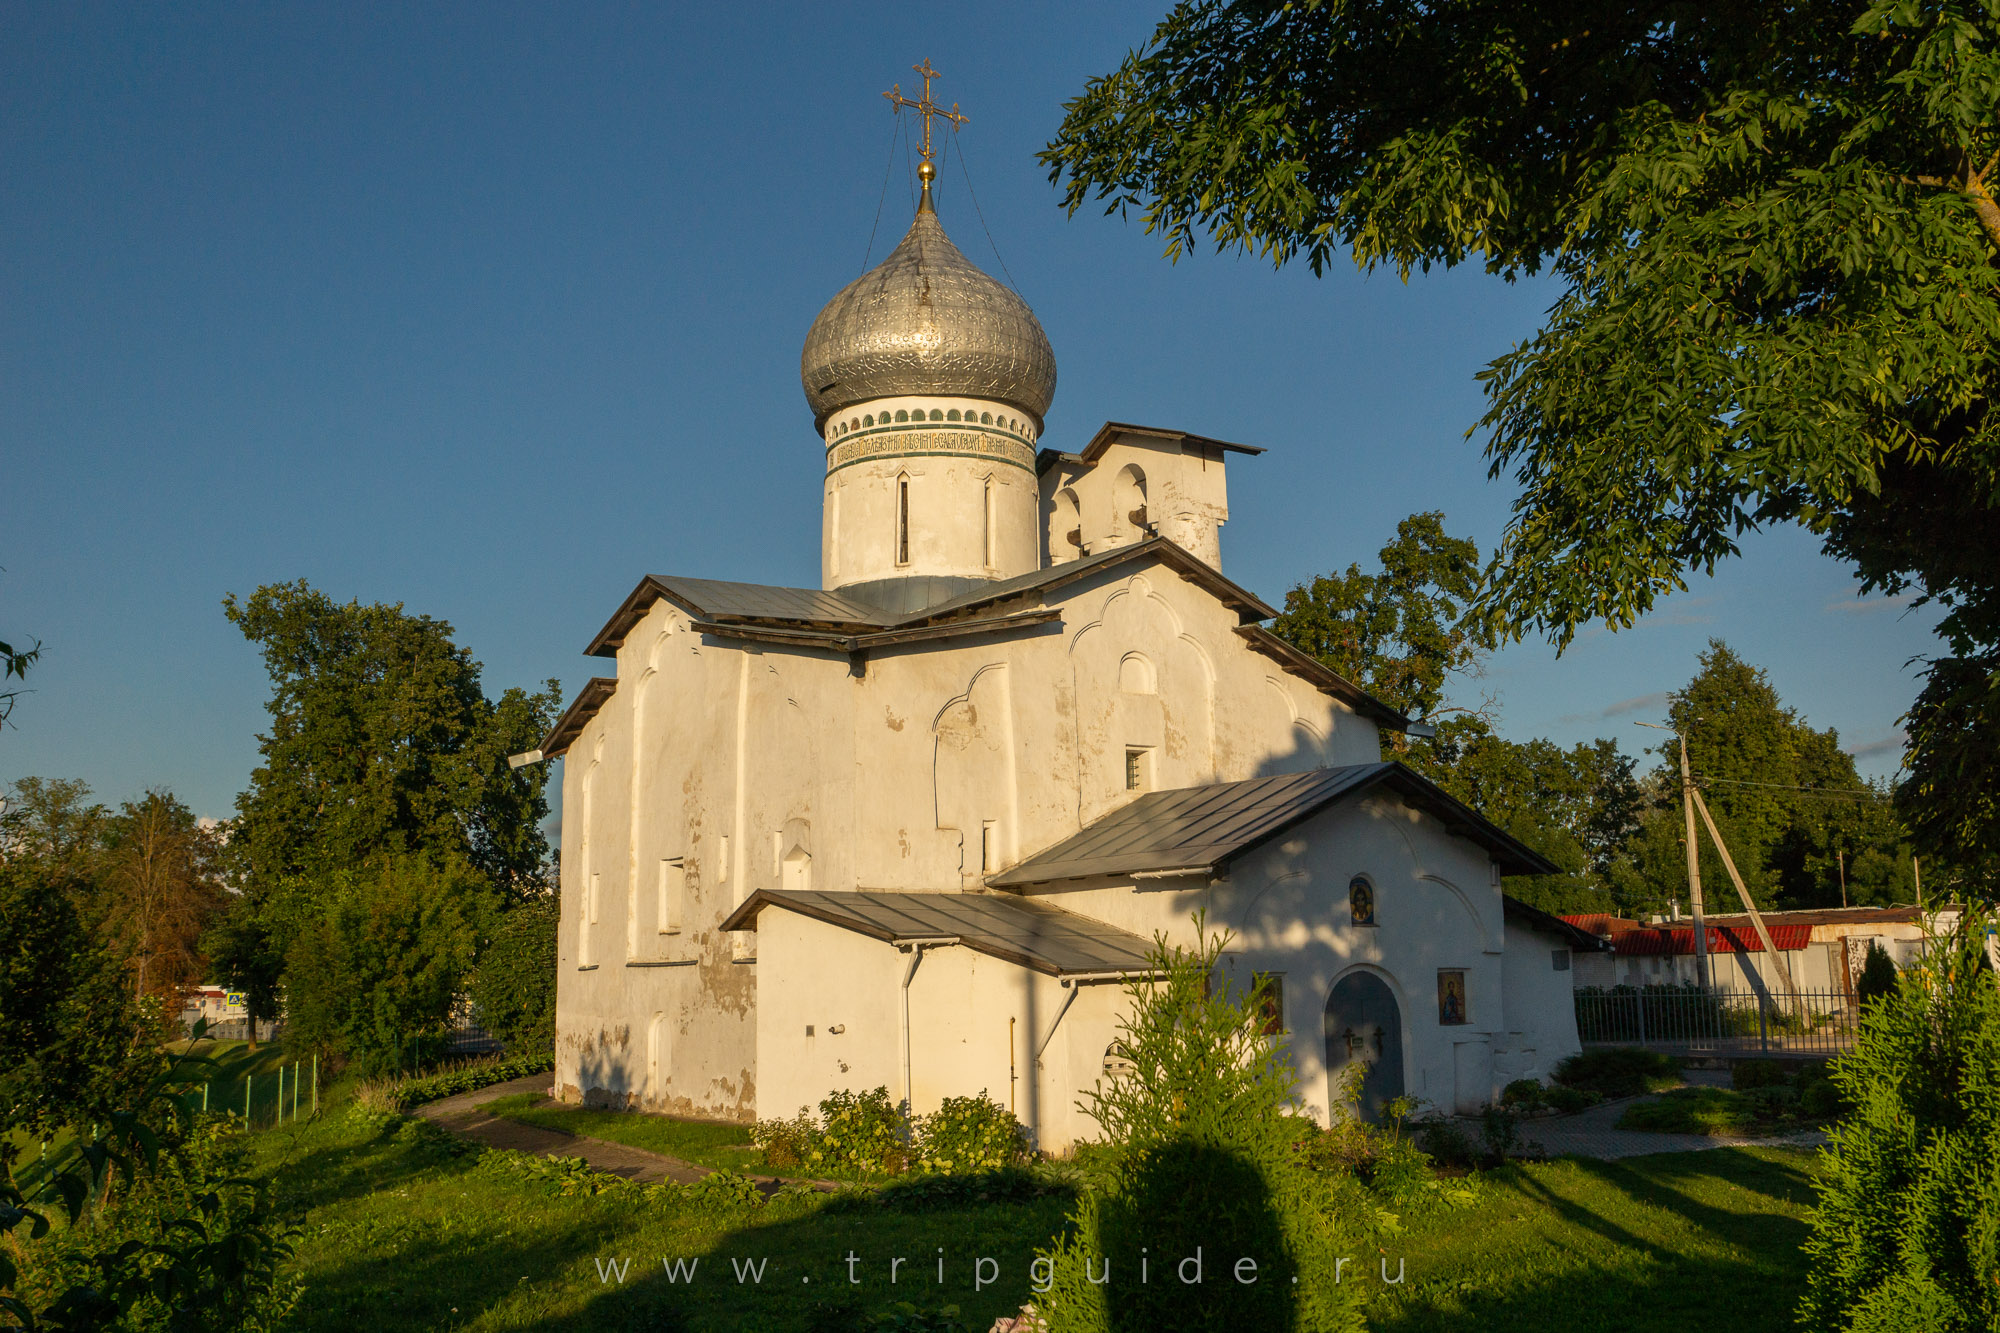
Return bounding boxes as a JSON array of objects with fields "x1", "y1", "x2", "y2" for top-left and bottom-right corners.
[
  {"x1": 1125, "y1": 748, "x2": 1148, "y2": 791},
  {"x1": 1552, "y1": 948, "x2": 1571, "y2": 972}
]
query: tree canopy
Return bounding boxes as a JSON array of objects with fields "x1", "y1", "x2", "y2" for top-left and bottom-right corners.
[
  {"x1": 1046, "y1": 0, "x2": 2000, "y2": 864},
  {"x1": 225, "y1": 580, "x2": 561, "y2": 898}
]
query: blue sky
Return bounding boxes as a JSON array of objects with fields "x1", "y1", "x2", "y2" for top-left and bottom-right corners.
[{"x1": 2, "y1": 2, "x2": 1937, "y2": 822}]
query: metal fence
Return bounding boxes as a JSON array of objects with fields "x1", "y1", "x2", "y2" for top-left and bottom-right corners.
[{"x1": 1574, "y1": 984, "x2": 1859, "y2": 1056}]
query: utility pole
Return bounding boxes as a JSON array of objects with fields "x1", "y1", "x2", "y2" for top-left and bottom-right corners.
[
  {"x1": 1638, "y1": 722, "x2": 1710, "y2": 990},
  {"x1": 1837, "y1": 848, "x2": 1847, "y2": 909}
]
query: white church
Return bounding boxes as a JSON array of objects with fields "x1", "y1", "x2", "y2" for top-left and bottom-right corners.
[{"x1": 541, "y1": 102, "x2": 1594, "y2": 1148}]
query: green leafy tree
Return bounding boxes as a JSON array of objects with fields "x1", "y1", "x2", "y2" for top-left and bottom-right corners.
[
  {"x1": 225, "y1": 581, "x2": 560, "y2": 894},
  {"x1": 1035, "y1": 920, "x2": 1362, "y2": 1331},
  {"x1": 0, "y1": 860, "x2": 151, "y2": 1137},
  {"x1": 1270, "y1": 511, "x2": 1487, "y2": 733},
  {"x1": 1046, "y1": 0, "x2": 2000, "y2": 865},
  {"x1": 1801, "y1": 911, "x2": 2000, "y2": 1330},
  {"x1": 1447, "y1": 735, "x2": 1645, "y2": 913},
  {"x1": 1662, "y1": 641, "x2": 1913, "y2": 909},
  {"x1": 0, "y1": 777, "x2": 109, "y2": 884},
  {"x1": 1272, "y1": 513, "x2": 1647, "y2": 910},
  {"x1": 215, "y1": 581, "x2": 559, "y2": 1041},
  {"x1": 469, "y1": 891, "x2": 559, "y2": 1053},
  {"x1": 281, "y1": 852, "x2": 492, "y2": 1074}
]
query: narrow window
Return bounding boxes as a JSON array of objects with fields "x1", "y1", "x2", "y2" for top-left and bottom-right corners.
[
  {"x1": 981, "y1": 820, "x2": 998, "y2": 873},
  {"x1": 896, "y1": 475, "x2": 911, "y2": 566},
  {"x1": 982, "y1": 478, "x2": 996, "y2": 567},
  {"x1": 1125, "y1": 747, "x2": 1148, "y2": 792},
  {"x1": 659, "y1": 860, "x2": 684, "y2": 934}
]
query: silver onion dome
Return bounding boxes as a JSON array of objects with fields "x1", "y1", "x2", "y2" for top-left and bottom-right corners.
[{"x1": 801, "y1": 200, "x2": 1056, "y2": 429}]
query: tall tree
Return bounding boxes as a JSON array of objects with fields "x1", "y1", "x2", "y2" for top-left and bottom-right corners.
[
  {"x1": 225, "y1": 581, "x2": 560, "y2": 895},
  {"x1": 1045, "y1": 0, "x2": 2000, "y2": 865},
  {"x1": 1272, "y1": 513, "x2": 1649, "y2": 912},
  {"x1": 214, "y1": 583, "x2": 559, "y2": 1039},
  {"x1": 101, "y1": 791, "x2": 225, "y2": 1015},
  {"x1": 1662, "y1": 640, "x2": 1913, "y2": 909}
]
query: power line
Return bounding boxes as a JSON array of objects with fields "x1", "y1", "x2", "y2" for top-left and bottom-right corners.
[
  {"x1": 950, "y1": 124, "x2": 1023, "y2": 296},
  {"x1": 1694, "y1": 776, "x2": 1893, "y2": 802},
  {"x1": 862, "y1": 115, "x2": 903, "y2": 271}
]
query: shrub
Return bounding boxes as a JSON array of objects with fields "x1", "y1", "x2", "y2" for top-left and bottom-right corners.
[
  {"x1": 1855, "y1": 940, "x2": 1900, "y2": 1009},
  {"x1": 1731, "y1": 1059, "x2": 1789, "y2": 1090},
  {"x1": 1543, "y1": 1085, "x2": 1601, "y2": 1115},
  {"x1": 752, "y1": 1109, "x2": 820, "y2": 1168},
  {"x1": 1800, "y1": 912, "x2": 2000, "y2": 1330},
  {"x1": 809, "y1": 1087, "x2": 911, "y2": 1176},
  {"x1": 281, "y1": 853, "x2": 491, "y2": 1074},
  {"x1": 1500, "y1": 1078, "x2": 1545, "y2": 1109},
  {"x1": 916, "y1": 1093, "x2": 1030, "y2": 1173},
  {"x1": 380, "y1": 1051, "x2": 554, "y2": 1111},
  {"x1": 1480, "y1": 1102, "x2": 1524, "y2": 1160},
  {"x1": 1552, "y1": 1047, "x2": 1681, "y2": 1098},
  {"x1": 1416, "y1": 1118, "x2": 1478, "y2": 1169},
  {"x1": 1033, "y1": 917, "x2": 1365, "y2": 1331}
]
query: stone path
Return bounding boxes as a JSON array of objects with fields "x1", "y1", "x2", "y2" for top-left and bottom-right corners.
[{"x1": 414, "y1": 1074, "x2": 710, "y2": 1185}]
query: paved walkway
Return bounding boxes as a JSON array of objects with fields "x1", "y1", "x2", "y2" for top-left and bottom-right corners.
[
  {"x1": 414, "y1": 1074, "x2": 710, "y2": 1184},
  {"x1": 1446, "y1": 1070, "x2": 1828, "y2": 1160}
]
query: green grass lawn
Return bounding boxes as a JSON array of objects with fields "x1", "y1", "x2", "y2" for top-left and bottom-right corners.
[
  {"x1": 1615, "y1": 1087, "x2": 1822, "y2": 1137},
  {"x1": 244, "y1": 1084, "x2": 1824, "y2": 1332},
  {"x1": 478, "y1": 1094, "x2": 770, "y2": 1175}
]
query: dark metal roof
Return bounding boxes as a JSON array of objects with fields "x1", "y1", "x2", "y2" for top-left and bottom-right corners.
[
  {"x1": 540, "y1": 677, "x2": 616, "y2": 758},
  {"x1": 989, "y1": 762, "x2": 1560, "y2": 888},
  {"x1": 574, "y1": 541, "x2": 1407, "y2": 729},
  {"x1": 719, "y1": 890, "x2": 1160, "y2": 978},
  {"x1": 586, "y1": 576, "x2": 897, "y2": 656}
]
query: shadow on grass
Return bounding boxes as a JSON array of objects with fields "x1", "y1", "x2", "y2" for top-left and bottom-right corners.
[
  {"x1": 1370, "y1": 1148, "x2": 1819, "y2": 1333},
  {"x1": 524, "y1": 1185, "x2": 1075, "y2": 1333}
]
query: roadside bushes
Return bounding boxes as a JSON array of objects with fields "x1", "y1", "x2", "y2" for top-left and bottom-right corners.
[
  {"x1": 753, "y1": 1088, "x2": 1029, "y2": 1178},
  {"x1": 357, "y1": 1051, "x2": 554, "y2": 1114}
]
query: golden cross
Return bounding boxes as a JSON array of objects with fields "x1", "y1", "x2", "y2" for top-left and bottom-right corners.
[{"x1": 883, "y1": 58, "x2": 968, "y2": 182}]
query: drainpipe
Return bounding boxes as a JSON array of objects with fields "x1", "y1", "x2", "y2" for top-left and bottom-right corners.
[{"x1": 898, "y1": 937, "x2": 959, "y2": 1113}]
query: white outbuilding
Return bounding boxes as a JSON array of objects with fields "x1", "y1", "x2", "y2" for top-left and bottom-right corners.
[{"x1": 542, "y1": 158, "x2": 1595, "y2": 1149}]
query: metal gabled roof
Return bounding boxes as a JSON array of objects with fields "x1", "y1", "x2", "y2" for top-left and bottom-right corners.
[
  {"x1": 989, "y1": 762, "x2": 1560, "y2": 889},
  {"x1": 719, "y1": 890, "x2": 1160, "y2": 978},
  {"x1": 585, "y1": 575, "x2": 899, "y2": 656},
  {"x1": 539, "y1": 677, "x2": 616, "y2": 759}
]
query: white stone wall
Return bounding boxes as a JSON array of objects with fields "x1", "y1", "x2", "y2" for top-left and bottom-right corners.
[
  {"x1": 1038, "y1": 796, "x2": 1510, "y2": 1124},
  {"x1": 1498, "y1": 919, "x2": 1584, "y2": 1087},
  {"x1": 554, "y1": 555, "x2": 1380, "y2": 1119},
  {"x1": 1042, "y1": 432, "x2": 1234, "y2": 570}
]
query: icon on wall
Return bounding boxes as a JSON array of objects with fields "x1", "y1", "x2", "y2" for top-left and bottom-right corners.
[
  {"x1": 1349, "y1": 876, "x2": 1376, "y2": 927},
  {"x1": 1437, "y1": 970, "x2": 1467, "y2": 1026}
]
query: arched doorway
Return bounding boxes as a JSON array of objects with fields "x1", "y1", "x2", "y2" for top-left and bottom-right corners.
[{"x1": 1325, "y1": 972, "x2": 1404, "y2": 1123}]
